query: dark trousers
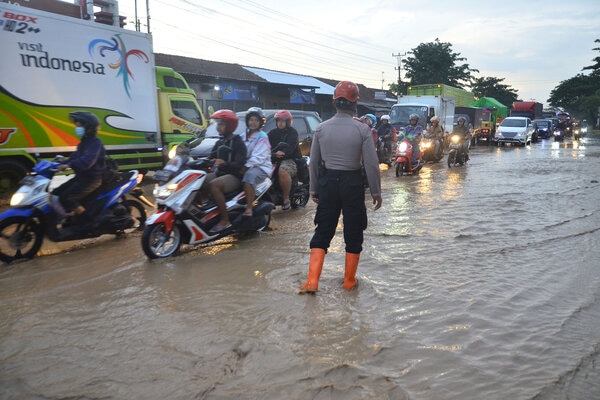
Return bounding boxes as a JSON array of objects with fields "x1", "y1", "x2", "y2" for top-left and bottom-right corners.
[
  {"x1": 310, "y1": 169, "x2": 367, "y2": 254},
  {"x1": 53, "y1": 175, "x2": 102, "y2": 211}
]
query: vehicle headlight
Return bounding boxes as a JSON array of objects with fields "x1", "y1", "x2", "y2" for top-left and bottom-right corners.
[
  {"x1": 398, "y1": 142, "x2": 409, "y2": 152},
  {"x1": 451, "y1": 135, "x2": 461, "y2": 143},
  {"x1": 168, "y1": 146, "x2": 177, "y2": 160},
  {"x1": 153, "y1": 183, "x2": 178, "y2": 200},
  {"x1": 10, "y1": 192, "x2": 26, "y2": 206}
]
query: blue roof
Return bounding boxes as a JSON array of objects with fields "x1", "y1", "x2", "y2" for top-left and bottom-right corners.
[{"x1": 243, "y1": 66, "x2": 335, "y2": 95}]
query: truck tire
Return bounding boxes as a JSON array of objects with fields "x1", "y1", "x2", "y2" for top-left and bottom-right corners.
[{"x1": 0, "y1": 160, "x2": 28, "y2": 200}]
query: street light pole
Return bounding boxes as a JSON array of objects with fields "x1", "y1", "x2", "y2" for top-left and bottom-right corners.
[{"x1": 392, "y1": 52, "x2": 410, "y2": 98}]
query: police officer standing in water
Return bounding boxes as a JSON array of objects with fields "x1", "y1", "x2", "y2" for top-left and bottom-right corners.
[{"x1": 299, "y1": 81, "x2": 382, "y2": 294}]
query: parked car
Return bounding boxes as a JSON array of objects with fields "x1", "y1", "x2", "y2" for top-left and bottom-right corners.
[
  {"x1": 532, "y1": 119, "x2": 553, "y2": 141},
  {"x1": 189, "y1": 109, "x2": 322, "y2": 158},
  {"x1": 494, "y1": 117, "x2": 534, "y2": 146}
]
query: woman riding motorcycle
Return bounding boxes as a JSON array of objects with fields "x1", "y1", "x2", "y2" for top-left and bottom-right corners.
[{"x1": 426, "y1": 115, "x2": 444, "y2": 157}]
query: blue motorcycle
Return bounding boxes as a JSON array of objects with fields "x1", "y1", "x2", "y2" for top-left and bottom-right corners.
[{"x1": 0, "y1": 159, "x2": 153, "y2": 263}]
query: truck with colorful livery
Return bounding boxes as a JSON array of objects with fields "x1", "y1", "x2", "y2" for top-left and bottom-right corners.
[{"x1": 0, "y1": 1, "x2": 207, "y2": 197}]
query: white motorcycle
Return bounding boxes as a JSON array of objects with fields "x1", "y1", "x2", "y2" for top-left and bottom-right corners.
[{"x1": 141, "y1": 154, "x2": 273, "y2": 259}]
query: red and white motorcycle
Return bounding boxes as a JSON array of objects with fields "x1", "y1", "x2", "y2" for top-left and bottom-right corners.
[
  {"x1": 141, "y1": 155, "x2": 272, "y2": 259},
  {"x1": 394, "y1": 136, "x2": 424, "y2": 176}
]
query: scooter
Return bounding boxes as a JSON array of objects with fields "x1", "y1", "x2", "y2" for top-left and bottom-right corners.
[
  {"x1": 377, "y1": 136, "x2": 393, "y2": 167},
  {"x1": 554, "y1": 128, "x2": 565, "y2": 142},
  {"x1": 0, "y1": 159, "x2": 150, "y2": 263},
  {"x1": 141, "y1": 154, "x2": 273, "y2": 259},
  {"x1": 264, "y1": 143, "x2": 310, "y2": 209},
  {"x1": 447, "y1": 131, "x2": 470, "y2": 167},
  {"x1": 421, "y1": 132, "x2": 443, "y2": 163},
  {"x1": 394, "y1": 136, "x2": 424, "y2": 176}
]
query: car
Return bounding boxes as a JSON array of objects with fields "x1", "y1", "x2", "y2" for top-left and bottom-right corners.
[
  {"x1": 494, "y1": 117, "x2": 534, "y2": 146},
  {"x1": 532, "y1": 119, "x2": 553, "y2": 140},
  {"x1": 189, "y1": 109, "x2": 322, "y2": 158}
]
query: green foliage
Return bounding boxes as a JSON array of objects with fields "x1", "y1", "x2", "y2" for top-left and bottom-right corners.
[
  {"x1": 402, "y1": 38, "x2": 478, "y2": 89},
  {"x1": 549, "y1": 39, "x2": 600, "y2": 122},
  {"x1": 469, "y1": 76, "x2": 519, "y2": 108}
]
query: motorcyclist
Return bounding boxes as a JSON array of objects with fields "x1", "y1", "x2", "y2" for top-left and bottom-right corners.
[
  {"x1": 452, "y1": 116, "x2": 471, "y2": 159},
  {"x1": 377, "y1": 114, "x2": 394, "y2": 159},
  {"x1": 362, "y1": 114, "x2": 379, "y2": 149},
  {"x1": 426, "y1": 115, "x2": 444, "y2": 157},
  {"x1": 52, "y1": 111, "x2": 106, "y2": 217},
  {"x1": 403, "y1": 113, "x2": 423, "y2": 165},
  {"x1": 205, "y1": 109, "x2": 248, "y2": 234},
  {"x1": 268, "y1": 109, "x2": 302, "y2": 210}
]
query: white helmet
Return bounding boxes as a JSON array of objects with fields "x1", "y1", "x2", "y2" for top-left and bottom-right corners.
[{"x1": 381, "y1": 114, "x2": 390, "y2": 121}]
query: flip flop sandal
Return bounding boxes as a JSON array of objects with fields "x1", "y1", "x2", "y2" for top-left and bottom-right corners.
[{"x1": 282, "y1": 200, "x2": 291, "y2": 210}]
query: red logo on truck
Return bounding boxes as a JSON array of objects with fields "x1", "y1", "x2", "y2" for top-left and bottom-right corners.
[{"x1": 0, "y1": 128, "x2": 17, "y2": 145}]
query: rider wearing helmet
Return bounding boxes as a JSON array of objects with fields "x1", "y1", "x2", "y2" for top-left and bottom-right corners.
[
  {"x1": 362, "y1": 114, "x2": 379, "y2": 148},
  {"x1": 268, "y1": 110, "x2": 302, "y2": 210},
  {"x1": 300, "y1": 80, "x2": 382, "y2": 294},
  {"x1": 377, "y1": 114, "x2": 394, "y2": 159},
  {"x1": 52, "y1": 111, "x2": 106, "y2": 217},
  {"x1": 404, "y1": 113, "x2": 424, "y2": 165},
  {"x1": 205, "y1": 109, "x2": 248, "y2": 234},
  {"x1": 240, "y1": 107, "x2": 272, "y2": 218},
  {"x1": 452, "y1": 116, "x2": 471, "y2": 159},
  {"x1": 427, "y1": 115, "x2": 444, "y2": 157}
]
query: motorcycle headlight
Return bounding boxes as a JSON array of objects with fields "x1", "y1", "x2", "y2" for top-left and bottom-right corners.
[
  {"x1": 10, "y1": 192, "x2": 26, "y2": 206},
  {"x1": 451, "y1": 135, "x2": 461, "y2": 143},
  {"x1": 153, "y1": 183, "x2": 178, "y2": 200},
  {"x1": 398, "y1": 142, "x2": 409, "y2": 152}
]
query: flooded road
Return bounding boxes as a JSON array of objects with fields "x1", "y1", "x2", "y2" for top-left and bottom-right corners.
[{"x1": 1, "y1": 135, "x2": 600, "y2": 399}]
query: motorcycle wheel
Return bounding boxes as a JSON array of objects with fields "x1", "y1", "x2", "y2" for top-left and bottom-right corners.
[
  {"x1": 291, "y1": 187, "x2": 309, "y2": 209},
  {"x1": 141, "y1": 222, "x2": 182, "y2": 259},
  {"x1": 447, "y1": 150, "x2": 456, "y2": 167},
  {"x1": 119, "y1": 200, "x2": 147, "y2": 235},
  {"x1": 0, "y1": 216, "x2": 44, "y2": 263},
  {"x1": 395, "y1": 162, "x2": 404, "y2": 177}
]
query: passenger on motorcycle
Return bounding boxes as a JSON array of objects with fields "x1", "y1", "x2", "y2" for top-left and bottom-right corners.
[
  {"x1": 268, "y1": 110, "x2": 302, "y2": 210},
  {"x1": 52, "y1": 111, "x2": 106, "y2": 217},
  {"x1": 241, "y1": 107, "x2": 272, "y2": 218},
  {"x1": 362, "y1": 113, "x2": 379, "y2": 148},
  {"x1": 403, "y1": 114, "x2": 423, "y2": 165},
  {"x1": 427, "y1": 115, "x2": 444, "y2": 156},
  {"x1": 377, "y1": 114, "x2": 394, "y2": 157},
  {"x1": 205, "y1": 109, "x2": 248, "y2": 234}
]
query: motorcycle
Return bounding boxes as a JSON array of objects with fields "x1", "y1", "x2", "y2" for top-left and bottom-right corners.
[
  {"x1": 447, "y1": 131, "x2": 470, "y2": 167},
  {"x1": 377, "y1": 136, "x2": 393, "y2": 167},
  {"x1": 0, "y1": 159, "x2": 150, "y2": 263},
  {"x1": 141, "y1": 153, "x2": 273, "y2": 259},
  {"x1": 554, "y1": 128, "x2": 565, "y2": 142},
  {"x1": 394, "y1": 136, "x2": 424, "y2": 176},
  {"x1": 264, "y1": 143, "x2": 310, "y2": 209},
  {"x1": 421, "y1": 132, "x2": 444, "y2": 163}
]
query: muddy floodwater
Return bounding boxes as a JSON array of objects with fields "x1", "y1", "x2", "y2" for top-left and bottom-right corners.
[{"x1": 1, "y1": 135, "x2": 600, "y2": 399}]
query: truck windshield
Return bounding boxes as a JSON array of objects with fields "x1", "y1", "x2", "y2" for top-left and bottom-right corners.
[
  {"x1": 390, "y1": 105, "x2": 428, "y2": 127},
  {"x1": 172, "y1": 100, "x2": 204, "y2": 125}
]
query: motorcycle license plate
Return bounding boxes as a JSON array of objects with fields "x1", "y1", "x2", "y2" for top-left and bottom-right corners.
[{"x1": 397, "y1": 152, "x2": 407, "y2": 157}]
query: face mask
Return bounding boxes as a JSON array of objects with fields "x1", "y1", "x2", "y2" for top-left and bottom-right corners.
[{"x1": 75, "y1": 126, "x2": 85, "y2": 137}]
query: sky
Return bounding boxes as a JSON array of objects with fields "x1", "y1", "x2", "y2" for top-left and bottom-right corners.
[{"x1": 114, "y1": 0, "x2": 600, "y2": 106}]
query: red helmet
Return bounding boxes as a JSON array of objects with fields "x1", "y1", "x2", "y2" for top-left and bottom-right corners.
[
  {"x1": 333, "y1": 81, "x2": 359, "y2": 102},
  {"x1": 274, "y1": 110, "x2": 293, "y2": 127},
  {"x1": 210, "y1": 109, "x2": 238, "y2": 135}
]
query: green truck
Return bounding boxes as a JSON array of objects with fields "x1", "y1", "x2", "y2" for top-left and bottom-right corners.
[
  {"x1": 407, "y1": 84, "x2": 475, "y2": 107},
  {"x1": 0, "y1": 1, "x2": 207, "y2": 198}
]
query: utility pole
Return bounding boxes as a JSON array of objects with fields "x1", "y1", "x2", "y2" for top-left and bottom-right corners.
[
  {"x1": 392, "y1": 52, "x2": 411, "y2": 97},
  {"x1": 381, "y1": 71, "x2": 385, "y2": 90}
]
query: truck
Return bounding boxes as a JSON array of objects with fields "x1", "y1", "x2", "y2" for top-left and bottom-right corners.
[
  {"x1": 407, "y1": 84, "x2": 475, "y2": 107},
  {"x1": 510, "y1": 101, "x2": 543, "y2": 120},
  {"x1": 468, "y1": 97, "x2": 508, "y2": 143},
  {"x1": 0, "y1": 1, "x2": 208, "y2": 198},
  {"x1": 389, "y1": 95, "x2": 456, "y2": 136}
]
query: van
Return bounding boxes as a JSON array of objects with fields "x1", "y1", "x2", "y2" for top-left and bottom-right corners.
[{"x1": 494, "y1": 117, "x2": 534, "y2": 146}]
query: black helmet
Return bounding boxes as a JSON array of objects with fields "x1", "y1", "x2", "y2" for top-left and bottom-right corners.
[
  {"x1": 245, "y1": 107, "x2": 265, "y2": 128},
  {"x1": 69, "y1": 111, "x2": 100, "y2": 131}
]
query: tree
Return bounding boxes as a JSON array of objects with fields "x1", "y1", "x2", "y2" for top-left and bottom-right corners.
[
  {"x1": 401, "y1": 39, "x2": 478, "y2": 91},
  {"x1": 469, "y1": 76, "x2": 519, "y2": 108},
  {"x1": 548, "y1": 39, "x2": 600, "y2": 122}
]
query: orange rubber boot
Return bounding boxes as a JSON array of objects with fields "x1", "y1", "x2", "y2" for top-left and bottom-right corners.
[
  {"x1": 299, "y1": 248, "x2": 326, "y2": 294},
  {"x1": 343, "y1": 252, "x2": 360, "y2": 290}
]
